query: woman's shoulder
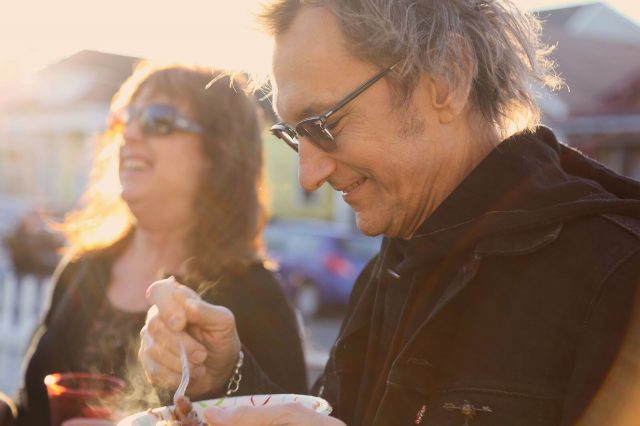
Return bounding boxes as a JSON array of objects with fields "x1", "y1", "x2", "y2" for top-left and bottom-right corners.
[
  {"x1": 53, "y1": 246, "x2": 113, "y2": 284},
  {"x1": 225, "y1": 260, "x2": 284, "y2": 294},
  {"x1": 48, "y1": 246, "x2": 115, "y2": 302},
  {"x1": 35, "y1": 247, "x2": 112, "y2": 327},
  {"x1": 199, "y1": 261, "x2": 288, "y2": 308}
]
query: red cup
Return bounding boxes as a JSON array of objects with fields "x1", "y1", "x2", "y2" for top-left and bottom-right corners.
[{"x1": 44, "y1": 372, "x2": 125, "y2": 426}]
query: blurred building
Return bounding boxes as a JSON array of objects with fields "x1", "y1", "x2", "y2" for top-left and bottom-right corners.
[
  {"x1": 537, "y1": 2, "x2": 640, "y2": 179},
  {"x1": 0, "y1": 50, "x2": 138, "y2": 215}
]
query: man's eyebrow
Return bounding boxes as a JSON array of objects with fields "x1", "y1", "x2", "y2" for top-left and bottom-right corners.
[
  {"x1": 288, "y1": 102, "x2": 334, "y2": 123},
  {"x1": 273, "y1": 94, "x2": 336, "y2": 125},
  {"x1": 275, "y1": 95, "x2": 339, "y2": 124}
]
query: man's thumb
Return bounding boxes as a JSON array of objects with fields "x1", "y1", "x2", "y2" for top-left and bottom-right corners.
[
  {"x1": 203, "y1": 406, "x2": 239, "y2": 425},
  {"x1": 178, "y1": 296, "x2": 236, "y2": 331}
]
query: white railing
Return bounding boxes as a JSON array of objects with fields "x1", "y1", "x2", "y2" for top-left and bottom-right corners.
[{"x1": 0, "y1": 273, "x2": 49, "y2": 395}]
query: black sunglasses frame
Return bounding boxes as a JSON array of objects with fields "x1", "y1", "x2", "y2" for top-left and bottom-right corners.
[
  {"x1": 110, "y1": 103, "x2": 203, "y2": 137},
  {"x1": 270, "y1": 62, "x2": 398, "y2": 152}
]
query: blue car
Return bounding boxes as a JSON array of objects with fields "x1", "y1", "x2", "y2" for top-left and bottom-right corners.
[{"x1": 263, "y1": 220, "x2": 382, "y2": 317}]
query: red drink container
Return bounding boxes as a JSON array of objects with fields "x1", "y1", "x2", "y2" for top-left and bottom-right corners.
[{"x1": 44, "y1": 372, "x2": 125, "y2": 426}]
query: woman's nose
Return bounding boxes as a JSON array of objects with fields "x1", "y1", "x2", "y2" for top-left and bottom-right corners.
[
  {"x1": 298, "y1": 138, "x2": 337, "y2": 192},
  {"x1": 121, "y1": 118, "x2": 144, "y2": 143}
]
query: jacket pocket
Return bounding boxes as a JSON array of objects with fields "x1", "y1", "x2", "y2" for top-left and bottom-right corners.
[
  {"x1": 426, "y1": 386, "x2": 562, "y2": 426},
  {"x1": 372, "y1": 385, "x2": 561, "y2": 426}
]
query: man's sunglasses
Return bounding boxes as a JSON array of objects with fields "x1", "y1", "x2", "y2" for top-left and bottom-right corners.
[
  {"x1": 270, "y1": 62, "x2": 398, "y2": 153},
  {"x1": 108, "y1": 104, "x2": 203, "y2": 137}
]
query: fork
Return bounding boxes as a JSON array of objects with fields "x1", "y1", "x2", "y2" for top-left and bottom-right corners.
[{"x1": 173, "y1": 336, "x2": 190, "y2": 406}]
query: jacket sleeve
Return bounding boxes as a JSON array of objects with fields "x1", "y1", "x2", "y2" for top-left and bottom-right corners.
[{"x1": 560, "y1": 247, "x2": 640, "y2": 425}]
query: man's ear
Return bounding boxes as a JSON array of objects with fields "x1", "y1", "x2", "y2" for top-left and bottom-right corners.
[{"x1": 428, "y1": 37, "x2": 474, "y2": 124}]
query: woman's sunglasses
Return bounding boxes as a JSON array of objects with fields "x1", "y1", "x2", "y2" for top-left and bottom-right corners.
[
  {"x1": 108, "y1": 104, "x2": 203, "y2": 137},
  {"x1": 270, "y1": 62, "x2": 398, "y2": 153}
]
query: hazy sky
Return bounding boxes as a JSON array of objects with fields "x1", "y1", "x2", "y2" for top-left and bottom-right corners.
[{"x1": 0, "y1": 0, "x2": 638, "y2": 83}]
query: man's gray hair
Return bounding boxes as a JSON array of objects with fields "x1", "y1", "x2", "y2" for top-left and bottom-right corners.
[{"x1": 260, "y1": 0, "x2": 561, "y2": 137}]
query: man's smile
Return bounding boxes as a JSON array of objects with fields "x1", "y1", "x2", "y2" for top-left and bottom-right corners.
[{"x1": 337, "y1": 177, "x2": 367, "y2": 195}]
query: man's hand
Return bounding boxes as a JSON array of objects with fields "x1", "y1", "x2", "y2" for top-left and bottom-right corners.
[
  {"x1": 203, "y1": 404, "x2": 346, "y2": 426},
  {"x1": 139, "y1": 277, "x2": 241, "y2": 398}
]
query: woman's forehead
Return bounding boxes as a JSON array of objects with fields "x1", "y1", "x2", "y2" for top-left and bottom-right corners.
[{"x1": 131, "y1": 87, "x2": 195, "y2": 114}]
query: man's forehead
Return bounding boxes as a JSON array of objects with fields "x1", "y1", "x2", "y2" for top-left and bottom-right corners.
[
  {"x1": 272, "y1": 78, "x2": 338, "y2": 123},
  {"x1": 271, "y1": 5, "x2": 353, "y2": 121}
]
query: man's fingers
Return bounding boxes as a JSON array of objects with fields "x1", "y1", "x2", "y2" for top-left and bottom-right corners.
[
  {"x1": 139, "y1": 326, "x2": 181, "y2": 387},
  {"x1": 144, "y1": 316, "x2": 180, "y2": 359},
  {"x1": 145, "y1": 338, "x2": 183, "y2": 375},
  {"x1": 140, "y1": 324, "x2": 207, "y2": 378},
  {"x1": 146, "y1": 276, "x2": 178, "y2": 305},
  {"x1": 146, "y1": 277, "x2": 236, "y2": 338},
  {"x1": 143, "y1": 277, "x2": 239, "y2": 392},
  {"x1": 147, "y1": 277, "x2": 199, "y2": 332},
  {"x1": 203, "y1": 405, "x2": 266, "y2": 426},
  {"x1": 147, "y1": 335, "x2": 207, "y2": 379},
  {"x1": 138, "y1": 343, "x2": 181, "y2": 388},
  {"x1": 145, "y1": 315, "x2": 208, "y2": 361},
  {"x1": 179, "y1": 297, "x2": 236, "y2": 332}
]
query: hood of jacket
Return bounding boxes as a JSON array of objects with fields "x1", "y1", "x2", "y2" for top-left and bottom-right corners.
[{"x1": 396, "y1": 126, "x2": 640, "y2": 271}]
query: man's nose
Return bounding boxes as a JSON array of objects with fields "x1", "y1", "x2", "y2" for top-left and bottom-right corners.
[{"x1": 298, "y1": 138, "x2": 336, "y2": 192}]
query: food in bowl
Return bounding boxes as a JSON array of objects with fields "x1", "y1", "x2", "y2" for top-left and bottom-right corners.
[{"x1": 149, "y1": 396, "x2": 203, "y2": 426}]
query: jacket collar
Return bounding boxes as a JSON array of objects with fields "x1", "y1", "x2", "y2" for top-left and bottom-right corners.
[
  {"x1": 337, "y1": 127, "x2": 640, "y2": 349},
  {"x1": 396, "y1": 126, "x2": 640, "y2": 272}
]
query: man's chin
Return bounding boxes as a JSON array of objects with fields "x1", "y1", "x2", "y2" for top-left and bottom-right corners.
[{"x1": 354, "y1": 214, "x2": 384, "y2": 237}]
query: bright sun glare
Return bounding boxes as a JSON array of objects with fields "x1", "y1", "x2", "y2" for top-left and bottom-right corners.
[{"x1": 0, "y1": 0, "x2": 273, "y2": 88}]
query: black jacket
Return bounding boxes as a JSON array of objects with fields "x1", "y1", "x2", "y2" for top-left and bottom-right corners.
[
  {"x1": 14, "y1": 240, "x2": 307, "y2": 426},
  {"x1": 317, "y1": 127, "x2": 640, "y2": 425}
]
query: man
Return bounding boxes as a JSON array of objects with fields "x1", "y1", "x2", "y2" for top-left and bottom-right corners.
[{"x1": 140, "y1": 0, "x2": 640, "y2": 425}]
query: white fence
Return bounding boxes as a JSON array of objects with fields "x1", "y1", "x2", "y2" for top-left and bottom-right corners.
[{"x1": 0, "y1": 273, "x2": 49, "y2": 395}]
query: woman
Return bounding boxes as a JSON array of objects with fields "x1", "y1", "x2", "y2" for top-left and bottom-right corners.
[{"x1": 2, "y1": 62, "x2": 307, "y2": 425}]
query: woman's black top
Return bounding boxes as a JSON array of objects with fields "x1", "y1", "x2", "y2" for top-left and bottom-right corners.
[{"x1": 14, "y1": 242, "x2": 307, "y2": 426}]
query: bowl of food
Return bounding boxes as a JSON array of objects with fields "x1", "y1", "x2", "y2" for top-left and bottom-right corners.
[{"x1": 117, "y1": 394, "x2": 332, "y2": 426}]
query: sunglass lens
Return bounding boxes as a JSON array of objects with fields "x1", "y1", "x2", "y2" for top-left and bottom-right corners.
[
  {"x1": 142, "y1": 105, "x2": 176, "y2": 136},
  {"x1": 297, "y1": 120, "x2": 336, "y2": 152}
]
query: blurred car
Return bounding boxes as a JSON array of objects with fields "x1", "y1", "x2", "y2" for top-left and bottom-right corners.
[{"x1": 263, "y1": 219, "x2": 382, "y2": 317}]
